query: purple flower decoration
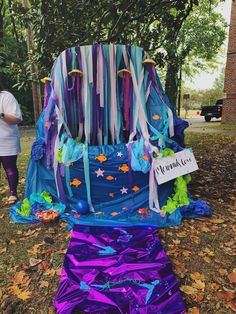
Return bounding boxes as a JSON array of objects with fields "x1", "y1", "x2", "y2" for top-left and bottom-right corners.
[
  {"x1": 30, "y1": 202, "x2": 47, "y2": 215},
  {"x1": 31, "y1": 138, "x2": 46, "y2": 161}
]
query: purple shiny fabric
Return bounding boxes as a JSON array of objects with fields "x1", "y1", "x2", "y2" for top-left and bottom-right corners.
[{"x1": 54, "y1": 225, "x2": 186, "y2": 314}]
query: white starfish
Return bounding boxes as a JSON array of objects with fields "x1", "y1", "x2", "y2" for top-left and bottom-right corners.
[
  {"x1": 95, "y1": 168, "x2": 104, "y2": 177},
  {"x1": 120, "y1": 187, "x2": 128, "y2": 194},
  {"x1": 117, "y1": 151, "x2": 123, "y2": 157}
]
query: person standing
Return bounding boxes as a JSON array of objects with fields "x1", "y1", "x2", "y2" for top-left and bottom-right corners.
[{"x1": 0, "y1": 87, "x2": 23, "y2": 205}]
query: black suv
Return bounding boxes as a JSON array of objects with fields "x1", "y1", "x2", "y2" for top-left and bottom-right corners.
[{"x1": 200, "y1": 99, "x2": 223, "y2": 122}]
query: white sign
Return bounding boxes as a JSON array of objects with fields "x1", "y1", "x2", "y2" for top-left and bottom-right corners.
[{"x1": 154, "y1": 149, "x2": 199, "y2": 185}]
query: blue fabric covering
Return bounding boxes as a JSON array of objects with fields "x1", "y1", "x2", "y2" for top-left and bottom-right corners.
[{"x1": 10, "y1": 44, "x2": 211, "y2": 228}]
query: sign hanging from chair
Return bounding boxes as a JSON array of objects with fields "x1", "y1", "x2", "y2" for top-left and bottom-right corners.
[{"x1": 154, "y1": 149, "x2": 199, "y2": 184}]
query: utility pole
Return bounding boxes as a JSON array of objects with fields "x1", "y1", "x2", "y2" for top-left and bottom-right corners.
[
  {"x1": 177, "y1": 65, "x2": 182, "y2": 116},
  {"x1": 22, "y1": 0, "x2": 42, "y2": 124},
  {"x1": 222, "y1": 0, "x2": 236, "y2": 123}
]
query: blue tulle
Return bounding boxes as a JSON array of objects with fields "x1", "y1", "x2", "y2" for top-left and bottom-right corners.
[
  {"x1": 31, "y1": 138, "x2": 46, "y2": 161},
  {"x1": 179, "y1": 199, "x2": 212, "y2": 219}
]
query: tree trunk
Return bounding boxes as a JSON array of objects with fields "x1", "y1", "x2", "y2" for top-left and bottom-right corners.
[
  {"x1": 0, "y1": 0, "x2": 4, "y2": 39},
  {"x1": 165, "y1": 61, "x2": 179, "y2": 108},
  {"x1": 22, "y1": 0, "x2": 42, "y2": 124}
]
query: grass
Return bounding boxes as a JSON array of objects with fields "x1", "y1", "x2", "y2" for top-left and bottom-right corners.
[{"x1": 0, "y1": 127, "x2": 235, "y2": 313}]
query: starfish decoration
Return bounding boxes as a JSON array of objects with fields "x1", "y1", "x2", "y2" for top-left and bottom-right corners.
[
  {"x1": 95, "y1": 168, "x2": 104, "y2": 177},
  {"x1": 117, "y1": 151, "x2": 123, "y2": 157},
  {"x1": 120, "y1": 187, "x2": 128, "y2": 194}
]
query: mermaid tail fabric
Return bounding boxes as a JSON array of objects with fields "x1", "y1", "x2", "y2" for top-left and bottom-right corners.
[{"x1": 54, "y1": 224, "x2": 186, "y2": 314}]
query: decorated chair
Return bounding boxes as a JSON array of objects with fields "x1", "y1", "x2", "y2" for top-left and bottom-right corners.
[{"x1": 11, "y1": 44, "x2": 210, "y2": 227}]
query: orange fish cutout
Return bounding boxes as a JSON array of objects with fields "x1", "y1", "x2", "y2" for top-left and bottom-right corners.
[
  {"x1": 140, "y1": 154, "x2": 149, "y2": 161},
  {"x1": 118, "y1": 163, "x2": 129, "y2": 173},
  {"x1": 95, "y1": 212, "x2": 104, "y2": 215},
  {"x1": 111, "y1": 212, "x2": 119, "y2": 216},
  {"x1": 109, "y1": 193, "x2": 115, "y2": 198},
  {"x1": 132, "y1": 186, "x2": 140, "y2": 192},
  {"x1": 106, "y1": 176, "x2": 116, "y2": 181},
  {"x1": 152, "y1": 115, "x2": 161, "y2": 120},
  {"x1": 94, "y1": 154, "x2": 107, "y2": 163},
  {"x1": 70, "y1": 179, "x2": 82, "y2": 187},
  {"x1": 137, "y1": 208, "x2": 150, "y2": 215}
]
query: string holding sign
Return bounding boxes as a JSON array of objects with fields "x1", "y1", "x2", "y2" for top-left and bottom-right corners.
[{"x1": 154, "y1": 149, "x2": 199, "y2": 185}]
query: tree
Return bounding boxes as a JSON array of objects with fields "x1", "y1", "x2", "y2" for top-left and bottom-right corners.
[
  {"x1": 15, "y1": 0, "x2": 198, "y2": 77},
  {"x1": 0, "y1": 0, "x2": 35, "y2": 124},
  {"x1": 164, "y1": 0, "x2": 227, "y2": 107}
]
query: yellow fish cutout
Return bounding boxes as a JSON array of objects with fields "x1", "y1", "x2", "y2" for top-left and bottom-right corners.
[
  {"x1": 132, "y1": 186, "x2": 140, "y2": 192},
  {"x1": 94, "y1": 154, "x2": 107, "y2": 163},
  {"x1": 152, "y1": 115, "x2": 161, "y2": 120},
  {"x1": 70, "y1": 179, "x2": 81, "y2": 187},
  {"x1": 118, "y1": 163, "x2": 129, "y2": 173}
]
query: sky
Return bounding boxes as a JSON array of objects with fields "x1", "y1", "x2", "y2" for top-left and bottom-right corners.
[{"x1": 185, "y1": 0, "x2": 232, "y2": 90}]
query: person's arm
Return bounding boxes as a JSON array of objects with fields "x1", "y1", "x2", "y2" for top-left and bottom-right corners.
[
  {"x1": 0, "y1": 113, "x2": 22, "y2": 124},
  {"x1": 0, "y1": 92, "x2": 23, "y2": 124}
]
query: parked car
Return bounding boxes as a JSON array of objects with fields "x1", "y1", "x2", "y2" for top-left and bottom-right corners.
[{"x1": 200, "y1": 99, "x2": 223, "y2": 122}]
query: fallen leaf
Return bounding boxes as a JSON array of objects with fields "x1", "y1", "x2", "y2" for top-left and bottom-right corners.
[
  {"x1": 0, "y1": 247, "x2": 7, "y2": 254},
  {"x1": 192, "y1": 279, "x2": 205, "y2": 291},
  {"x1": 24, "y1": 229, "x2": 37, "y2": 236},
  {"x1": 27, "y1": 243, "x2": 43, "y2": 255},
  {"x1": 190, "y1": 272, "x2": 205, "y2": 281},
  {"x1": 227, "y1": 301, "x2": 236, "y2": 312},
  {"x1": 228, "y1": 271, "x2": 236, "y2": 283},
  {"x1": 193, "y1": 292, "x2": 204, "y2": 302},
  {"x1": 188, "y1": 307, "x2": 200, "y2": 314},
  {"x1": 218, "y1": 268, "x2": 228, "y2": 276},
  {"x1": 9, "y1": 239, "x2": 16, "y2": 245},
  {"x1": 217, "y1": 290, "x2": 235, "y2": 302},
  {"x1": 29, "y1": 258, "x2": 42, "y2": 267},
  {"x1": 172, "y1": 239, "x2": 181, "y2": 245},
  {"x1": 200, "y1": 225, "x2": 211, "y2": 232},
  {"x1": 180, "y1": 285, "x2": 198, "y2": 295},
  {"x1": 190, "y1": 235, "x2": 201, "y2": 244},
  {"x1": 39, "y1": 280, "x2": 49, "y2": 288},
  {"x1": 209, "y1": 218, "x2": 225, "y2": 224},
  {"x1": 208, "y1": 283, "x2": 220, "y2": 291},
  {"x1": 48, "y1": 306, "x2": 55, "y2": 314},
  {"x1": 172, "y1": 259, "x2": 187, "y2": 275},
  {"x1": 203, "y1": 256, "x2": 211, "y2": 264},
  {"x1": 11, "y1": 271, "x2": 26, "y2": 285},
  {"x1": 181, "y1": 250, "x2": 192, "y2": 257},
  {"x1": 38, "y1": 261, "x2": 49, "y2": 271},
  {"x1": 10, "y1": 285, "x2": 31, "y2": 301},
  {"x1": 44, "y1": 268, "x2": 56, "y2": 277}
]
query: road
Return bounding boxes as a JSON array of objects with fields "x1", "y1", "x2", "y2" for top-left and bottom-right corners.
[
  {"x1": 184, "y1": 116, "x2": 236, "y2": 136},
  {"x1": 19, "y1": 116, "x2": 236, "y2": 145}
]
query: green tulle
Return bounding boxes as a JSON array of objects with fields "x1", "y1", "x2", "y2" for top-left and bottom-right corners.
[
  {"x1": 40, "y1": 191, "x2": 53, "y2": 203},
  {"x1": 16, "y1": 198, "x2": 31, "y2": 216},
  {"x1": 161, "y1": 148, "x2": 175, "y2": 158},
  {"x1": 161, "y1": 148, "x2": 191, "y2": 214},
  {"x1": 58, "y1": 148, "x2": 63, "y2": 163},
  {"x1": 162, "y1": 175, "x2": 191, "y2": 214}
]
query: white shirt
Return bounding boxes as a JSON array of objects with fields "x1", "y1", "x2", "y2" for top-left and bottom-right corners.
[{"x1": 0, "y1": 91, "x2": 23, "y2": 156}]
